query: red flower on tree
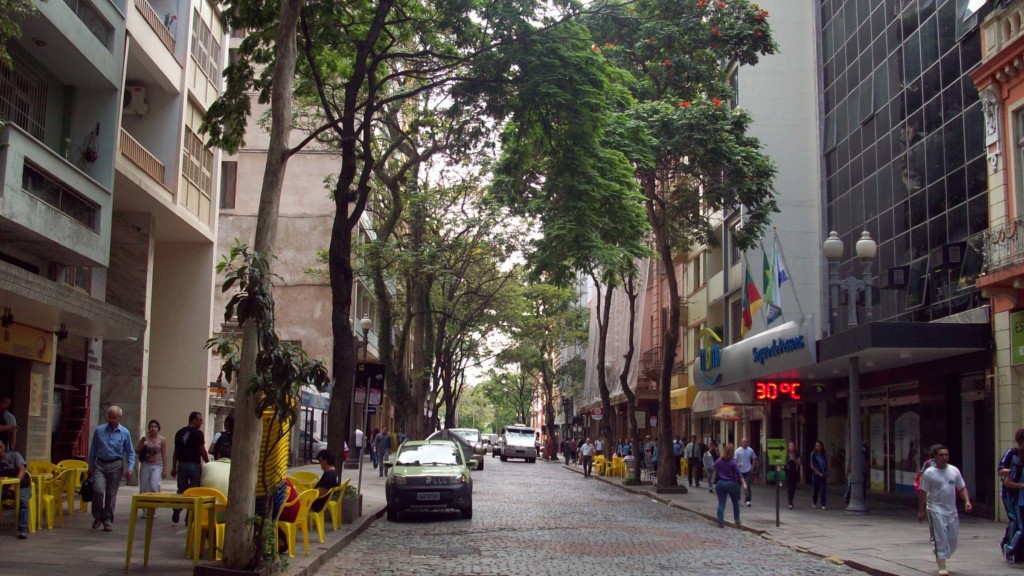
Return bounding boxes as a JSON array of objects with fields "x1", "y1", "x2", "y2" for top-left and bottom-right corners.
[
  {"x1": 712, "y1": 27, "x2": 720, "y2": 36},
  {"x1": 718, "y1": 1, "x2": 727, "y2": 7},
  {"x1": 679, "y1": 101, "x2": 692, "y2": 108},
  {"x1": 663, "y1": 59, "x2": 672, "y2": 67},
  {"x1": 697, "y1": 0, "x2": 707, "y2": 7},
  {"x1": 712, "y1": 97, "x2": 722, "y2": 108}
]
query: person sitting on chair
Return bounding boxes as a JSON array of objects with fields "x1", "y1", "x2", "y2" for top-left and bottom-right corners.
[{"x1": 312, "y1": 450, "x2": 340, "y2": 512}]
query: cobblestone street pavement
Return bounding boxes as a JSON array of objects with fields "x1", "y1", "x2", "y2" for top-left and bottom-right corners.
[{"x1": 315, "y1": 459, "x2": 863, "y2": 576}]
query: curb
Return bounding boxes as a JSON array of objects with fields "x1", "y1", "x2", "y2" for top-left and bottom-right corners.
[
  {"x1": 285, "y1": 504, "x2": 387, "y2": 576},
  {"x1": 569, "y1": 465, "x2": 899, "y2": 576}
]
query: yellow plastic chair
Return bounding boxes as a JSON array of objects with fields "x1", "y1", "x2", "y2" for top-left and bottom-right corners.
[
  {"x1": 27, "y1": 461, "x2": 59, "y2": 476},
  {"x1": 289, "y1": 471, "x2": 319, "y2": 491},
  {"x1": 40, "y1": 470, "x2": 72, "y2": 529},
  {"x1": 57, "y1": 459, "x2": 89, "y2": 514},
  {"x1": 183, "y1": 487, "x2": 228, "y2": 560},
  {"x1": 593, "y1": 455, "x2": 606, "y2": 475},
  {"x1": 275, "y1": 489, "x2": 318, "y2": 557},
  {"x1": 307, "y1": 486, "x2": 335, "y2": 544},
  {"x1": 324, "y1": 478, "x2": 351, "y2": 531}
]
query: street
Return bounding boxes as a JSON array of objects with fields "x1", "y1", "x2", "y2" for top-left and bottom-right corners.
[{"x1": 315, "y1": 458, "x2": 863, "y2": 576}]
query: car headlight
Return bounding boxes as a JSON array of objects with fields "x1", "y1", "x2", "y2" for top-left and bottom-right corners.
[
  {"x1": 391, "y1": 475, "x2": 406, "y2": 486},
  {"x1": 455, "y1": 473, "x2": 468, "y2": 484}
]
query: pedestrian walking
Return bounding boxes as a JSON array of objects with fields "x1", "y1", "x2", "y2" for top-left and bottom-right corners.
[
  {"x1": 1001, "y1": 430, "x2": 1024, "y2": 562},
  {"x1": 374, "y1": 426, "x2": 392, "y2": 477},
  {"x1": 562, "y1": 437, "x2": 573, "y2": 466},
  {"x1": 685, "y1": 436, "x2": 699, "y2": 486},
  {"x1": 784, "y1": 441, "x2": 801, "y2": 509},
  {"x1": 576, "y1": 436, "x2": 585, "y2": 465},
  {"x1": 734, "y1": 437, "x2": 757, "y2": 506},
  {"x1": 136, "y1": 419, "x2": 168, "y2": 496},
  {"x1": 580, "y1": 437, "x2": 595, "y2": 478},
  {"x1": 918, "y1": 444, "x2": 971, "y2": 576},
  {"x1": 170, "y1": 411, "x2": 209, "y2": 524},
  {"x1": 88, "y1": 406, "x2": 135, "y2": 531},
  {"x1": 370, "y1": 427, "x2": 381, "y2": 468},
  {"x1": 0, "y1": 439, "x2": 30, "y2": 538},
  {"x1": 595, "y1": 436, "x2": 604, "y2": 457},
  {"x1": 354, "y1": 427, "x2": 364, "y2": 460},
  {"x1": 672, "y1": 436, "x2": 684, "y2": 479},
  {"x1": 810, "y1": 440, "x2": 829, "y2": 509},
  {"x1": 703, "y1": 440, "x2": 719, "y2": 493},
  {"x1": 210, "y1": 414, "x2": 234, "y2": 460},
  {"x1": 710, "y1": 443, "x2": 747, "y2": 528}
]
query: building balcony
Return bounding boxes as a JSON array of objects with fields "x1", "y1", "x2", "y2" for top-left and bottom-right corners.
[
  {"x1": 984, "y1": 217, "x2": 1024, "y2": 275},
  {"x1": 134, "y1": 0, "x2": 175, "y2": 54},
  {"x1": 640, "y1": 346, "x2": 662, "y2": 378},
  {"x1": 18, "y1": 0, "x2": 126, "y2": 89},
  {"x1": 0, "y1": 123, "x2": 112, "y2": 267},
  {"x1": 119, "y1": 128, "x2": 166, "y2": 185}
]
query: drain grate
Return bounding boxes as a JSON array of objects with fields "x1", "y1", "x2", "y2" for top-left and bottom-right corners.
[{"x1": 409, "y1": 546, "x2": 481, "y2": 557}]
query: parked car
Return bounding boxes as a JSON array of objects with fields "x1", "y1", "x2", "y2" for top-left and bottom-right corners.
[
  {"x1": 385, "y1": 439, "x2": 473, "y2": 521},
  {"x1": 299, "y1": 430, "x2": 348, "y2": 461},
  {"x1": 426, "y1": 428, "x2": 484, "y2": 470},
  {"x1": 448, "y1": 428, "x2": 486, "y2": 456}
]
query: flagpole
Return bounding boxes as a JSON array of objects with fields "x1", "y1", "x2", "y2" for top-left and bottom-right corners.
[{"x1": 774, "y1": 228, "x2": 806, "y2": 318}]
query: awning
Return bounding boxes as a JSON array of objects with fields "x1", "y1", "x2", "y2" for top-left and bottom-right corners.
[
  {"x1": 0, "y1": 260, "x2": 145, "y2": 340},
  {"x1": 669, "y1": 386, "x2": 698, "y2": 410},
  {"x1": 693, "y1": 390, "x2": 752, "y2": 414}
]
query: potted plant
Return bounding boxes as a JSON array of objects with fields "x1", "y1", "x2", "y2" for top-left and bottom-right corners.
[{"x1": 341, "y1": 483, "x2": 362, "y2": 524}]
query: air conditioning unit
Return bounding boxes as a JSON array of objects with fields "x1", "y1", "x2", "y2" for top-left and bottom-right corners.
[{"x1": 123, "y1": 85, "x2": 149, "y2": 118}]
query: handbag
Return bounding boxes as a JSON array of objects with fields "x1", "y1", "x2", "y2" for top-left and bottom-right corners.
[{"x1": 80, "y1": 476, "x2": 95, "y2": 503}]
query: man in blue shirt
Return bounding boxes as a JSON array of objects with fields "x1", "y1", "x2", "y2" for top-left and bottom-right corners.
[{"x1": 88, "y1": 405, "x2": 135, "y2": 531}]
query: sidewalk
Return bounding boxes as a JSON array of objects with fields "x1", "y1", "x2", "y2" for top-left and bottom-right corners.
[
  {"x1": 570, "y1": 462, "x2": 1014, "y2": 576},
  {"x1": 1, "y1": 458, "x2": 387, "y2": 576}
]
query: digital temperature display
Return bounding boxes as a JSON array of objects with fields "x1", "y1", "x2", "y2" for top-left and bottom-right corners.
[{"x1": 755, "y1": 381, "x2": 801, "y2": 401}]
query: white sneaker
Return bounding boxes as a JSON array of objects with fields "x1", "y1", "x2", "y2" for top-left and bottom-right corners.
[
  {"x1": 746, "y1": 501, "x2": 751, "y2": 507},
  {"x1": 937, "y1": 558, "x2": 948, "y2": 576},
  {"x1": 821, "y1": 506, "x2": 827, "y2": 510}
]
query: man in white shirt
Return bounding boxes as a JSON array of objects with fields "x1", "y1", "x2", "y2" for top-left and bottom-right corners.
[
  {"x1": 595, "y1": 437, "x2": 604, "y2": 457},
  {"x1": 580, "y1": 438, "x2": 595, "y2": 478},
  {"x1": 918, "y1": 445, "x2": 971, "y2": 576},
  {"x1": 734, "y1": 437, "x2": 757, "y2": 506},
  {"x1": 354, "y1": 428, "x2": 364, "y2": 460}
]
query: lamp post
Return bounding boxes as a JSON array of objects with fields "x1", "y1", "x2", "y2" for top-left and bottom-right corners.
[
  {"x1": 823, "y1": 230, "x2": 876, "y2": 516},
  {"x1": 343, "y1": 316, "x2": 373, "y2": 470}
]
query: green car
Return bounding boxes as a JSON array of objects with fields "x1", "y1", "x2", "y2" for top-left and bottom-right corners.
[{"x1": 385, "y1": 439, "x2": 473, "y2": 521}]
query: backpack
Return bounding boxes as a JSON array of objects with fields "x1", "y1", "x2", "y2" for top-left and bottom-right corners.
[
  {"x1": 914, "y1": 458, "x2": 934, "y2": 493},
  {"x1": 213, "y1": 430, "x2": 233, "y2": 459}
]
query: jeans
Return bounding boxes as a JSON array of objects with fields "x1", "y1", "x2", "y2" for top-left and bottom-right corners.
[
  {"x1": 10, "y1": 481, "x2": 30, "y2": 532},
  {"x1": 582, "y1": 455, "x2": 593, "y2": 477},
  {"x1": 715, "y1": 480, "x2": 741, "y2": 526},
  {"x1": 812, "y1": 474, "x2": 828, "y2": 507},
  {"x1": 174, "y1": 460, "x2": 202, "y2": 517},
  {"x1": 140, "y1": 463, "x2": 162, "y2": 494},
  {"x1": 742, "y1": 471, "x2": 752, "y2": 503},
  {"x1": 378, "y1": 449, "x2": 390, "y2": 477},
  {"x1": 371, "y1": 449, "x2": 379, "y2": 468},
  {"x1": 1004, "y1": 493, "x2": 1021, "y2": 549},
  {"x1": 786, "y1": 469, "x2": 799, "y2": 506},
  {"x1": 92, "y1": 459, "x2": 124, "y2": 525}
]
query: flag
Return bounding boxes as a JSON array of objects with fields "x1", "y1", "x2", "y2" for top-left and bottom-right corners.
[
  {"x1": 740, "y1": 266, "x2": 762, "y2": 337},
  {"x1": 764, "y1": 236, "x2": 790, "y2": 325},
  {"x1": 774, "y1": 236, "x2": 790, "y2": 287}
]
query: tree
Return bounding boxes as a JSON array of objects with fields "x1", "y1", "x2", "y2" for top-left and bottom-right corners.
[
  {"x1": 0, "y1": 0, "x2": 34, "y2": 69},
  {"x1": 478, "y1": 367, "x2": 533, "y2": 428},
  {"x1": 200, "y1": 0, "x2": 306, "y2": 566},
  {"x1": 584, "y1": 0, "x2": 779, "y2": 488}
]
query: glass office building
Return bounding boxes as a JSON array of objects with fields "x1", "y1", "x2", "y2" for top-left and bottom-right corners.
[{"x1": 821, "y1": 0, "x2": 987, "y2": 324}]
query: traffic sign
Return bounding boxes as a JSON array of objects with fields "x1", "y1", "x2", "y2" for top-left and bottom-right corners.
[
  {"x1": 367, "y1": 405, "x2": 377, "y2": 415},
  {"x1": 767, "y1": 438, "x2": 786, "y2": 466},
  {"x1": 592, "y1": 407, "x2": 604, "y2": 421}
]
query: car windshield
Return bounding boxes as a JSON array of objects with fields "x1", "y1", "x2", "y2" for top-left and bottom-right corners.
[
  {"x1": 451, "y1": 429, "x2": 480, "y2": 443},
  {"x1": 396, "y1": 444, "x2": 463, "y2": 466},
  {"x1": 506, "y1": 428, "x2": 533, "y2": 439}
]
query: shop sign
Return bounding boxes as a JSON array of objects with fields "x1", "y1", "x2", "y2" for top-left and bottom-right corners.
[
  {"x1": 713, "y1": 405, "x2": 743, "y2": 421},
  {"x1": 649, "y1": 415, "x2": 657, "y2": 427},
  {"x1": 0, "y1": 323, "x2": 53, "y2": 364},
  {"x1": 1012, "y1": 309, "x2": 1024, "y2": 366},
  {"x1": 695, "y1": 316, "x2": 816, "y2": 391}
]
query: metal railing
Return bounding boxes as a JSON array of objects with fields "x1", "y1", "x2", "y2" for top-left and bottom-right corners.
[
  {"x1": 120, "y1": 128, "x2": 165, "y2": 185},
  {"x1": 984, "y1": 217, "x2": 1024, "y2": 273},
  {"x1": 134, "y1": 0, "x2": 176, "y2": 53},
  {"x1": 640, "y1": 346, "x2": 662, "y2": 376}
]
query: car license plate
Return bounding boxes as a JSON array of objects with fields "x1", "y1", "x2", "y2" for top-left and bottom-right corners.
[{"x1": 417, "y1": 492, "x2": 440, "y2": 501}]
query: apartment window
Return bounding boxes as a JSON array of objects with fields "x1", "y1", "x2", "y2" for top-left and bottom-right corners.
[
  {"x1": 63, "y1": 0, "x2": 113, "y2": 48},
  {"x1": 690, "y1": 253, "x2": 702, "y2": 293},
  {"x1": 183, "y1": 126, "x2": 213, "y2": 202},
  {"x1": 22, "y1": 164, "x2": 98, "y2": 230},
  {"x1": 0, "y1": 53, "x2": 47, "y2": 140},
  {"x1": 191, "y1": 9, "x2": 222, "y2": 83},
  {"x1": 1016, "y1": 110, "x2": 1024, "y2": 217},
  {"x1": 56, "y1": 265, "x2": 91, "y2": 293},
  {"x1": 728, "y1": 221, "x2": 741, "y2": 265},
  {"x1": 220, "y1": 160, "x2": 237, "y2": 209}
]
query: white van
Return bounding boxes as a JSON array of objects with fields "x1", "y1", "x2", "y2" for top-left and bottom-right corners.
[{"x1": 498, "y1": 424, "x2": 537, "y2": 463}]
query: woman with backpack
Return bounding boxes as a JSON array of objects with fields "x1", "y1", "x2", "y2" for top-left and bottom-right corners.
[{"x1": 810, "y1": 441, "x2": 829, "y2": 509}]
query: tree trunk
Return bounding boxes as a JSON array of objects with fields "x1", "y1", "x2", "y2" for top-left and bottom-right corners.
[
  {"x1": 644, "y1": 183, "x2": 680, "y2": 489},
  {"x1": 590, "y1": 275, "x2": 616, "y2": 452},
  {"x1": 619, "y1": 269, "x2": 641, "y2": 483},
  {"x1": 221, "y1": 0, "x2": 301, "y2": 568}
]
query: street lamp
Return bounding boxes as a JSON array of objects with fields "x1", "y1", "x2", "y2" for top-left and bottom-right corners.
[
  {"x1": 822, "y1": 230, "x2": 876, "y2": 516},
  {"x1": 343, "y1": 316, "x2": 373, "y2": 470}
]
